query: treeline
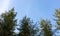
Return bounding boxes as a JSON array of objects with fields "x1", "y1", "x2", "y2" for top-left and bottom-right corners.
[{"x1": 0, "y1": 8, "x2": 60, "y2": 36}]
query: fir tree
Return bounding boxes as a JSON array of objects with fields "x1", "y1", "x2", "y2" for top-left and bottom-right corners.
[
  {"x1": 40, "y1": 19, "x2": 52, "y2": 36},
  {"x1": 18, "y1": 16, "x2": 31, "y2": 36},
  {"x1": 1, "y1": 8, "x2": 17, "y2": 36}
]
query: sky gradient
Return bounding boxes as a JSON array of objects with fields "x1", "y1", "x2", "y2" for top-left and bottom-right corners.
[
  {"x1": 0, "y1": 0, "x2": 60, "y2": 22},
  {"x1": 13, "y1": 0, "x2": 60, "y2": 23},
  {"x1": 0, "y1": 0, "x2": 11, "y2": 14}
]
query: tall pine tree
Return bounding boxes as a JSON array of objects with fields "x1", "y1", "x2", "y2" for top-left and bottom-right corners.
[
  {"x1": 1, "y1": 8, "x2": 17, "y2": 36},
  {"x1": 40, "y1": 19, "x2": 52, "y2": 36},
  {"x1": 18, "y1": 16, "x2": 33, "y2": 36},
  {"x1": 54, "y1": 9, "x2": 60, "y2": 29},
  {"x1": 54, "y1": 9, "x2": 60, "y2": 36}
]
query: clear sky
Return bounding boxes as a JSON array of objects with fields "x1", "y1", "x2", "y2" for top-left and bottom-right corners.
[
  {"x1": 0, "y1": 0, "x2": 60, "y2": 33},
  {"x1": 0, "y1": 0, "x2": 60, "y2": 22},
  {"x1": 12, "y1": 0, "x2": 60, "y2": 23},
  {"x1": 0, "y1": 0, "x2": 10, "y2": 14}
]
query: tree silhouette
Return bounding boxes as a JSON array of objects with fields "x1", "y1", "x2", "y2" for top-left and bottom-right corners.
[
  {"x1": 18, "y1": 16, "x2": 32, "y2": 36},
  {"x1": 53, "y1": 8, "x2": 60, "y2": 36},
  {"x1": 1, "y1": 8, "x2": 17, "y2": 36},
  {"x1": 40, "y1": 19, "x2": 52, "y2": 36}
]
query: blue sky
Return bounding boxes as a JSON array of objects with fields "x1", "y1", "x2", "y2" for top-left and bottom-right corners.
[
  {"x1": 12, "y1": 0, "x2": 60, "y2": 23},
  {"x1": 0, "y1": 0, "x2": 60, "y2": 22}
]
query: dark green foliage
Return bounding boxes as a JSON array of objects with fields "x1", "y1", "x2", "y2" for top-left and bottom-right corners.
[
  {"x1": 0, "y1": 19, "x2": 4, "y2": 36},
  {"x1": 40, "y1": 19, "x2": 52, "y2": 36},
  {"x1": 18, "y1": 16, "x2": 31, "y2": 36},
  {"x1": 54, "y1": 9, "x2": 60, "y2": 29},
  {"x1": 53, "y1": 9, "x2": 60, "y2": 36},
  {"x1": 0, "y1": 8, "x2": 17, "y2": 36}
]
